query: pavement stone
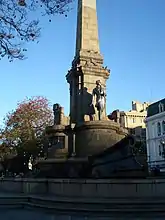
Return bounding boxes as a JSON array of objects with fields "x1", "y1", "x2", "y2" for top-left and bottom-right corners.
[
  {"x1": 0, "y1": 192, "x2": 164, "y2": 219},
  {"x1": 0, "y1": 209, "x2": 164, "y2": 220}
]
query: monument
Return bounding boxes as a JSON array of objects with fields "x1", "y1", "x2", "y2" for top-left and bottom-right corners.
[
  {"x1": 65, "y1": 0, "x2": 127, "y2": 157},
  {"x1": 66, "y1": 0, "x2": 109, "y2": 122},
  {"x1": 37, "y1": 0, "x2": 128, "y2": 177},
  {"x1": 46, "y1": 0, "x2": 128, "y2": 158}
]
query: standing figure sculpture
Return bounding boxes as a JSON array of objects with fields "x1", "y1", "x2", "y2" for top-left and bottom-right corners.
[
  {"x1": 53, "y1": 103, "x2": 61, "y2": 125},
  {"x1": 92, "y1": 80, "x2": 106, "y2": 120}
]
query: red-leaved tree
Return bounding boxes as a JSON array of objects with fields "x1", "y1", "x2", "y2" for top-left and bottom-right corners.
[
  {"x1": 0, "y1": 0, "x2": 73, "y2": 61},
  {"x1": 1, "y1": 96, "x2": 53, "y2": 156}
]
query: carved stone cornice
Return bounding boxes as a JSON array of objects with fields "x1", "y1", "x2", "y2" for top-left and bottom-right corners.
[
  {"x1": 66, "y1": 52, "x2": 110, "y2": 82},
  {"x1": 81, "y1": 66, "x2": 110, "y2": 79},
  {"x1": 66, "y1": 65, "x2": 110, "y2": 82},
  {"x1": 73, "y1": 51, "x2": 103, "y2": 67}
]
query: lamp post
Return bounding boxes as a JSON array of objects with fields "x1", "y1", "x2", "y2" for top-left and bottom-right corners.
[{"x1": 71, "y1": 123, "x2": 76, "y2": 157}]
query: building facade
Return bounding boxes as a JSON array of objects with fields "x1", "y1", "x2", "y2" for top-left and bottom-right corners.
[
  {"x1": 145, "y1": 98, "x2": 165, "y2": 172},
  {"x1": 108, "y1": 101, "x2": 150, "y2": 139}
]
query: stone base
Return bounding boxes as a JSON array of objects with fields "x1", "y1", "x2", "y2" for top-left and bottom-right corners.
[
  {"x1": 74, "y1": 120, "x2": 128, "y2": 157},
  {"x1": 35, "y1": 158, "x2": 90, "y2": 178},
  {"x1": 46, "y1": 125, "x2": 68, "y2": 159}
]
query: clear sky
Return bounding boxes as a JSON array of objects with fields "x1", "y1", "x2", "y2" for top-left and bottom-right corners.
[{"x1": 0, "y1": 0, "x2": 165, "y2": 125}]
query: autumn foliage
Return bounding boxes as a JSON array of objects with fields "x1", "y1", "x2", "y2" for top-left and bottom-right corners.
[
  {"x1": 0, "y1": 142, "x2": 17, "y2": 161},
  {"x1": 1, "y1": 96, "x2": 53, "y2": 156}
]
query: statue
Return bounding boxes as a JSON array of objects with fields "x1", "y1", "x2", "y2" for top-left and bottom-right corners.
[
  {"x1": 53, "y1": 103, "x2": 61, "y2": 125},
  {"x1": 91, "y1": 80, "x2": 106, "y2": 120}
]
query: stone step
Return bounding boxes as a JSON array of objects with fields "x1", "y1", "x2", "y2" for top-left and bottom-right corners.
[
  {"x1": 1, "y1": 195, "x2": 165, "y2": 207},
  {"x1": 29, "y1": 198, "x2": 165, "y2": 210},
  {"x1": 0, "y1": 196, "x2": 27, "y2": 206},
  {"x1": 0, "y1": 204, "x2": 23, "y2": 208},
  {"x1": 1, "y1": 195, "x2": 165, "y2": 217},
  {"x1": 29, "y1": 195, "x2": 165, "y2": 207},
  {"x1": 23, "y1": 201, "x2": 165, "y2": 218}
]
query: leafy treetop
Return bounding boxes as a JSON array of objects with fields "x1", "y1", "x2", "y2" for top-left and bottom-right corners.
[{"x1": 1, "y1": 96, "x2": 53, "y2": 155}]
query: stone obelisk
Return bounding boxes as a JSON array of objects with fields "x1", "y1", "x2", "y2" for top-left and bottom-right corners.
[
  {"x1": 66, "y1": 0, "x2": 110, "y2": 124},
  {"x1": 75, "y1": 0, "x2": 100, "y2": 56}
]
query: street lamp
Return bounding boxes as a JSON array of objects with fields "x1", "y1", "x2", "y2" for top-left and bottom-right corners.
[{"x1": 160, "y1": 140, "x2": 165, "y2": 145}]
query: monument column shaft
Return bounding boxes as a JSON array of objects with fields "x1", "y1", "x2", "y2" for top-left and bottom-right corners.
[{"x1": 76, "y1": 0, "x2": 100, "y2": 56}]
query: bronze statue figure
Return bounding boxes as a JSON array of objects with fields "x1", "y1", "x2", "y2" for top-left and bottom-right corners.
[
  {"x1": 53, "y1": 103, "x2": 61, "y2": 125},
  {"x1": 91, "y1": 80, "x2": 106, "y2": 120}
]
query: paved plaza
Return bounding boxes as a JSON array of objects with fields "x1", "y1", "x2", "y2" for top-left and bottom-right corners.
[
  {"x1": 0, "y1": 209, "x2": 86, "y2": 220},
  {"x1": 0, "y1": 192, "x2": 164, "y2": 220},
  {"x1": 0, "y1": 209, "x2": 165, "y2": 220},
  {"x1": 0, "y1": 209, "x2": 160, "y2": 220}
]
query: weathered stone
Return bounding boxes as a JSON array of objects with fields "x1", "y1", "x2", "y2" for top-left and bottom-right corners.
[
  {"x1": 76, "y1": 1, "x2": 100, "y2": 54},
  {"x1": 46, "y1": 125, "x2": 68, "y2": 158},
  {"x1": 66, "y1": 0, "x2": 111, "y2": 123},
  {"x1": 75, "y1": 120, "x2": 127, "y2": 157}
]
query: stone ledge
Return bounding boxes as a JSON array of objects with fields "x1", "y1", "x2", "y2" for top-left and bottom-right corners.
[
  {"x1": 76, "y1": 120, "x2": 121, "y2": 131},
  {"x1": 3, "y1": 177, "x2": 165, "y2": 184},
  {"x1": 46, "y1": 125, "x2": 66, "y2": 134},
  {"x1": 2, "y1": 178, "x2": 165, "y2": 200}
]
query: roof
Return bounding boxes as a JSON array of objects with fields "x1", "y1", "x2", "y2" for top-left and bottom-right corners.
[
  {"x1": 147, "y1": 98, "x2": 165, "y2": 117},
  {"x1": 124, "y1": 110, "x2": 147, "y2": 116}
]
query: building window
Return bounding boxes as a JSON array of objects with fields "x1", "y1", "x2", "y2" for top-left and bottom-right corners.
[
  {"x1": 157, "y1": 122, "x2": 161, "y2": 136},
  {"x1": 133, "y1": 118, "x2": 136, "y2": 123},
  {"x1": 159, "y1": 145, "x2": 162, "y2": 156},
  {"x1": 162, "y1": 121, "x2": 165, "y2": 134},
  {"x1": 159, "y1": 102, "x2": 164, "y2": 113},
  {"x1": 162, "y1": 145, "x2": 165, "y2": 158}
]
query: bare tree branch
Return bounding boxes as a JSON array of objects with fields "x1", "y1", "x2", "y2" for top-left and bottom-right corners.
[{"x1": 0, "y1": 0, "x2": 73, "y2": 61}]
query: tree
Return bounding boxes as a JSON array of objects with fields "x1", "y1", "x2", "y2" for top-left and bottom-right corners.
[
  {"x1": 0, "y1": 142, "x2": 17, "y2": 161},
  {"x1": 0, "y1": 0, "x2": 73, "y2": 61},
  {"x1": 1, "y1": 96, "x2": 53, "y2": 156}
]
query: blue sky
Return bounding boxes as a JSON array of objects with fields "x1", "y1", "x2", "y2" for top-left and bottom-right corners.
[{"x1": 0, "y1": 0, "x2": 165, "y2": 125}]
